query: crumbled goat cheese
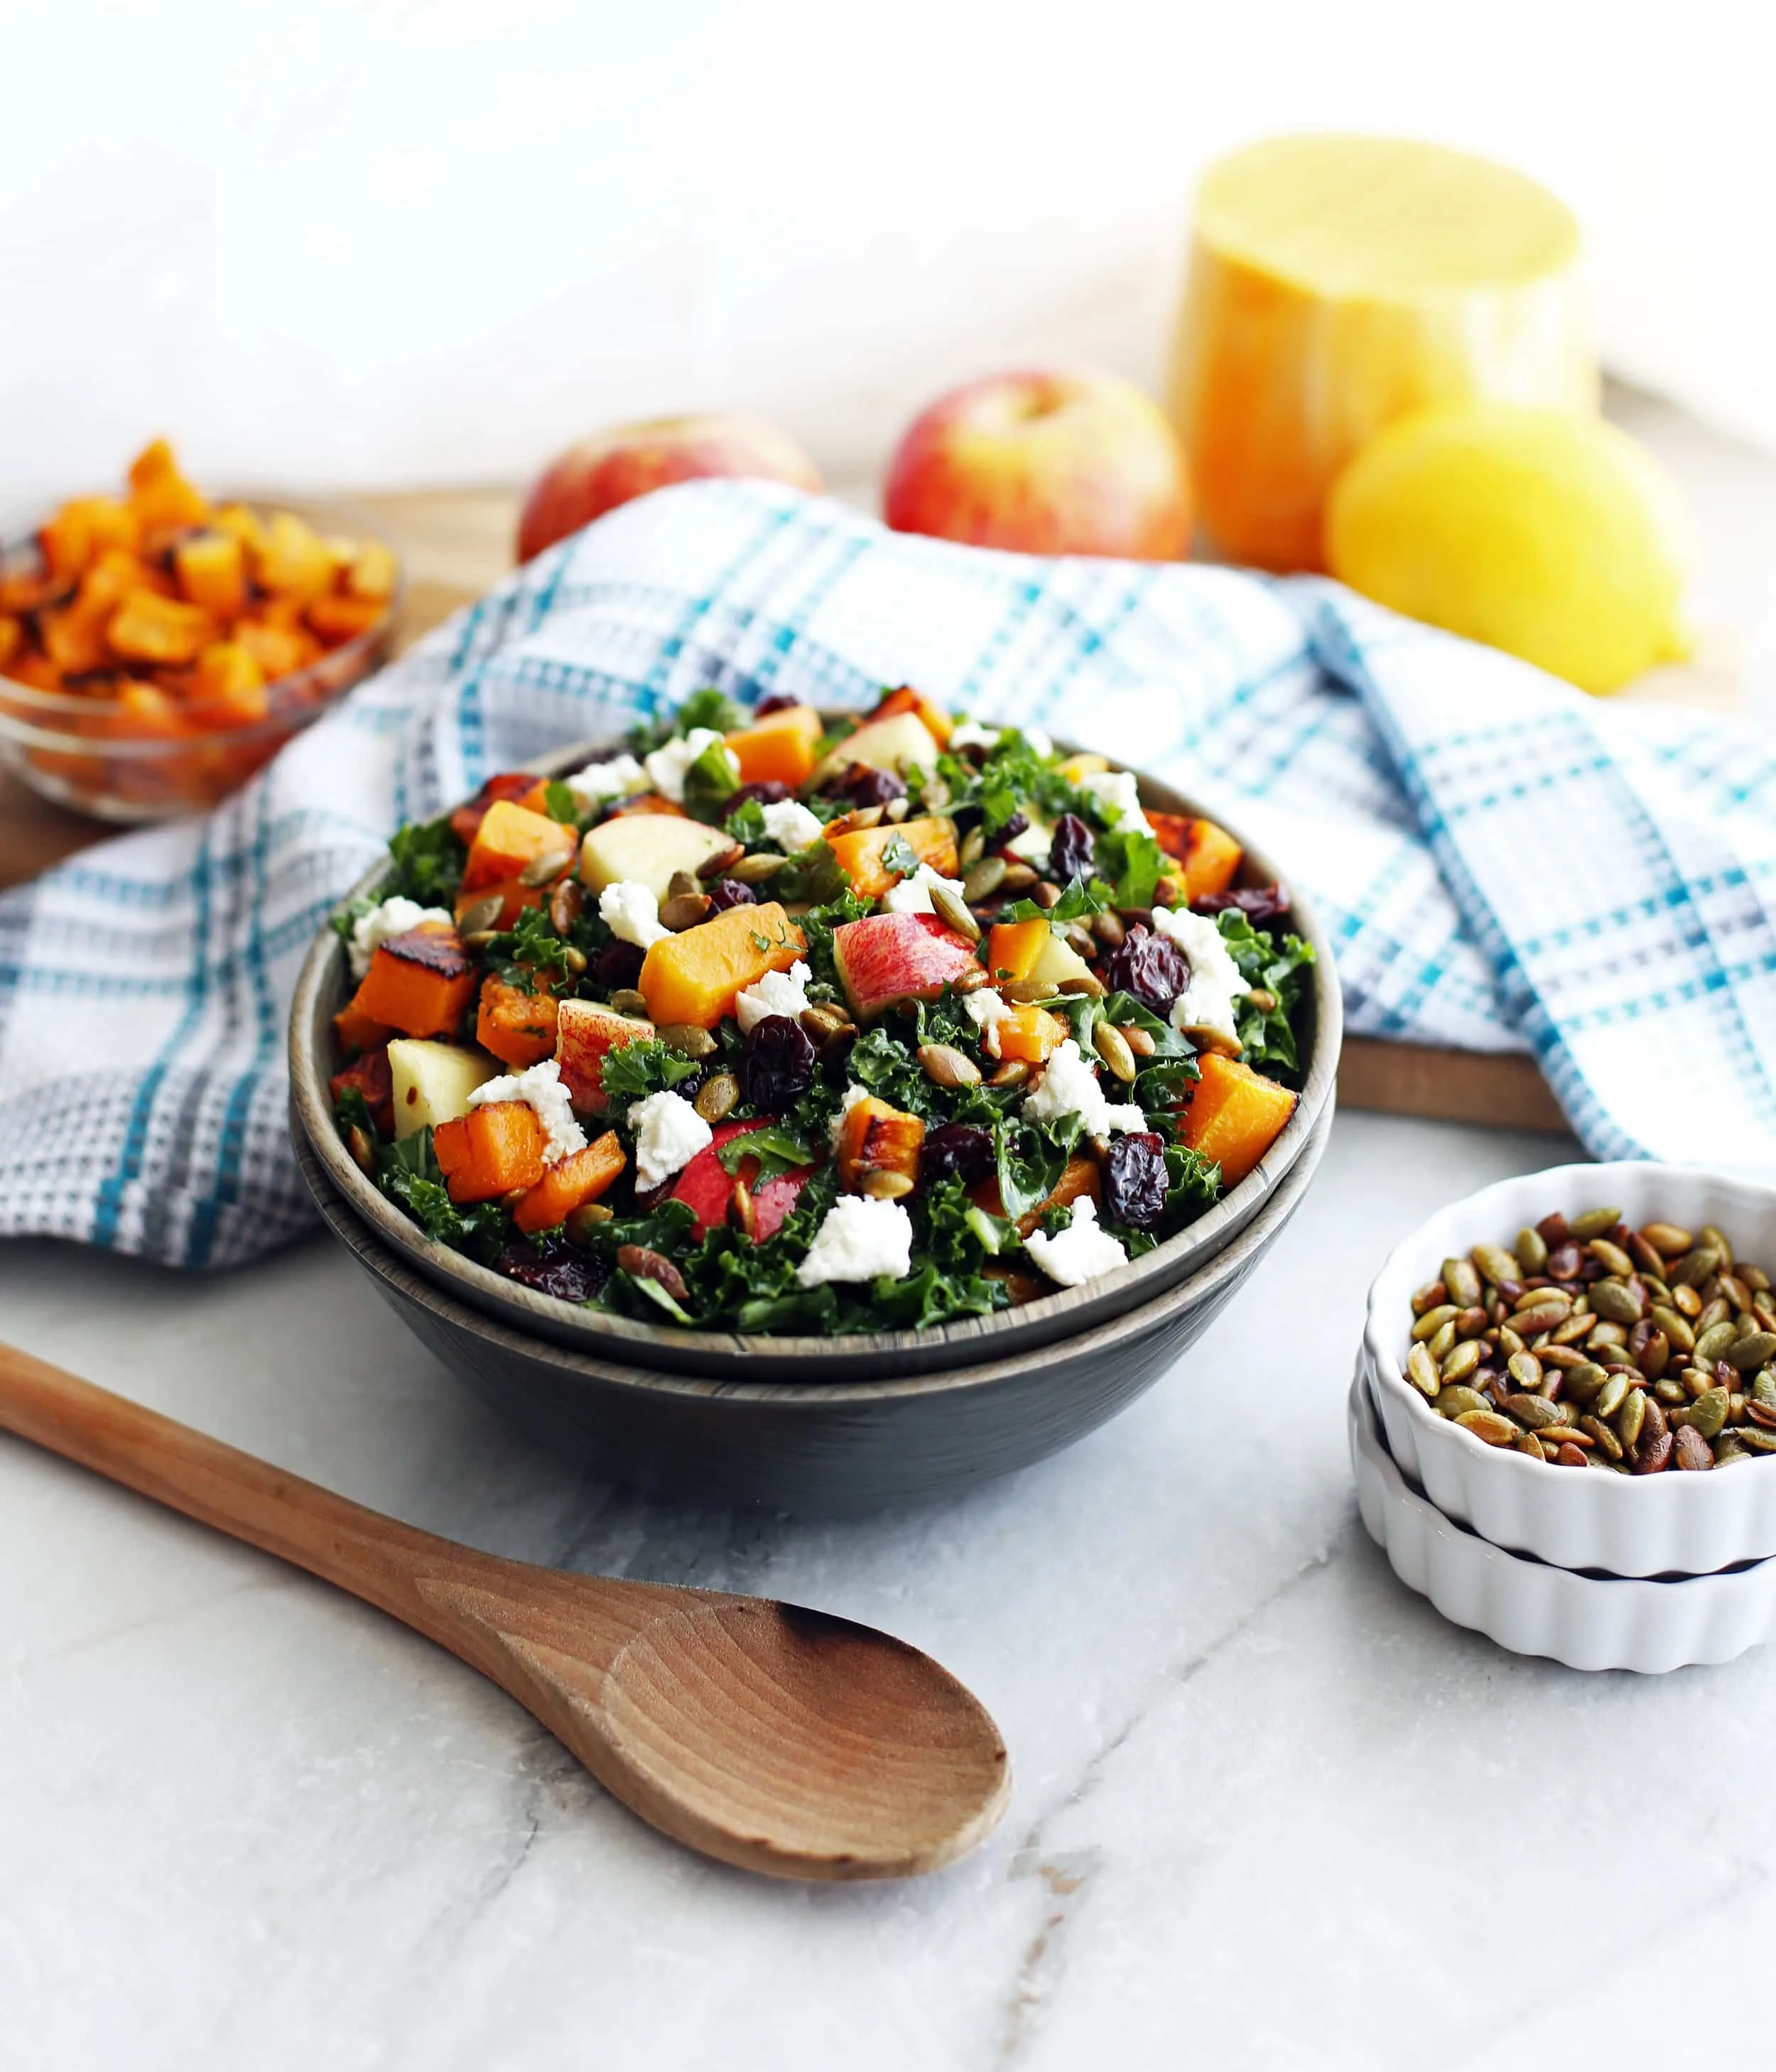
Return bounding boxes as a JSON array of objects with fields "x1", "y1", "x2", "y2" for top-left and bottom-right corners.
[
  {"x1": 1023, "y1": 725, "x2": 1054, "y2": 761},
  {"x1": 467, "y1": 1058, "x2": 587, "y2": 1166},
  {"x1": 1151, "y1": 905, "x2": 1250, "y2": 1044},
  {"x1": 948, "y1": 720, "x2": 1002, "y2": 753},
  {"x1": 1022, "y1": 1040, "x2": 1147, "y2": 1138},
  {"x1": 348, "y1": 896, "x2": 452, "y2": 981},
  {"x1": 563, "y1": 753, "x2": 646, "y2": 806},
  {"x1": 882, "y1": 863, "x2": 967, "y2": 916},
  {"x1": 644, "y1": 727, "x2": 730, "y2": 803},
  {"x1": 759, "y1": 799, "x2": 825, "y2": 852},
  {"x1": 626, "y1": 1090, "x2": 714, "y2": 1192},
  {"x1": 964, "y1": 988, "x2": 1013, "y2": 1029},
  {"x1": 599, "y1": 879, "x2": 669, "y2": 949},
  {"x1": 794, "y1": 1195, "x2": 914, "y2": 1287},
  {"x1": 829, "y1": 1080, "x2": 871, "y2": 1148},
  {"x1": 1025, "y1": 1195, "x2": 1128, "y2": 1289},
  {"x1": 736, "y1": 959, "x2": 813, "y2": 1034},
  {"x1": 1078, "y1": 768, "x2": 1152, "y2": 834}
]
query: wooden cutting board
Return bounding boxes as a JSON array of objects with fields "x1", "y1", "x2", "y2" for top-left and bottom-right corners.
[{"x1": 5, "y1": 483, "x2": 1713, "y2": 1137}]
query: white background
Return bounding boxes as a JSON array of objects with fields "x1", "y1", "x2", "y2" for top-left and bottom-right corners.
[{"x1": 2, "y1": 0, "x2": 1772, "y2": 506}]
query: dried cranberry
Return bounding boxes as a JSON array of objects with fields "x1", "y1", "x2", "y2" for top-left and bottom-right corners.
[
  {"x1": 990, "y1": 810, "x2": 1029, "y2": 850},
  {"x1": 1193, "y1": 885, "x2": 1291, "y2": 927},
  {"x1": 493, "y1": 1235, "x2": 609, "y2": 1304},
  {"x1": 741, "y1": 1014, "x2": 816, "y2": 1107},
  {"x1": 843, "y1": 764, "x2": 907, "y2": 809},
  {"x1": 923, "y1": 1122, "x2": 995, "y2": 1186},
  {"x1": 1047, "y1": 813, "x2": 1095, "y2": 886},
  {"x1": 594, "y1": 941, "x2": 646, "y2": 990},
  {"x1": 1103, "y1": 1132, "x2": 1169, "y2": 1232},
  {"x1": 705, "y1": 877, "x2": 757, "y2": 913},
  {"x1": 728, "y1": 779, "x2": 792, "y2": 810},
  {"x1": 1101, "y1": 924, "x2": 1190, "y2": 1015},
  {"x1": 752, "y1": 693, "x2": 800, "y2": 717}
]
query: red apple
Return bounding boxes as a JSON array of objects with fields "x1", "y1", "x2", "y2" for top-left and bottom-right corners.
[
  {"x1": 555, "y1": 999, "x2": 653, "y2": 1114},
  {"x1": 832, "y1": 911, "x2": 980, "y2": 1022},
  {"x1": 671, "y1": 1117, "x2": 813, "y2": 1240},
  {"x1": 884, "y1": 369, "x2": 1191, "y2": 560},
  {"x1": 516, "y1": 413, "x2": 824, "y2": 562}
]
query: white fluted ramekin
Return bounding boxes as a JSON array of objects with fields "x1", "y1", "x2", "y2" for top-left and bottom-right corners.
[
  {"x1": 1365, "y1": 1163, "x2": 1776, "y2": 1578},
  {"x1": 1350, "y1": 1371, "x2": 1776, "y2": 1671}
]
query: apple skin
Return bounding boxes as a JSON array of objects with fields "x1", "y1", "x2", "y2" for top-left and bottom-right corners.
[
  {"x1": 555, "y1": 999, "x2": 653, "y2": 1114},
  {"x1": 832, "y1": 911, "x2": 980, "y2": 1022},
  {"x1": 884, "y1": 369, "x2": 1191, "y2": 560},
  {"x1": 516, "y1": 413, "x2": 824, "y2": 562},
  {"x1": 671, "y1": 1117, "x2": 812, "y2": 1240}
]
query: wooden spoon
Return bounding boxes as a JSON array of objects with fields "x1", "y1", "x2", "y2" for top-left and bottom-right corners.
[{"x1": 0, "y1": 1340, "x2": 1009, "y2": 1881}]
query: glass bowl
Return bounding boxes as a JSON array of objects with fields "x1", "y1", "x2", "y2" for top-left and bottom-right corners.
[{"x1": 0, "y1": 496, "x2": 402, "y2": 823}]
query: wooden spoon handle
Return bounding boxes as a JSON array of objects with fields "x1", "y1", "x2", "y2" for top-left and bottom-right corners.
[{"x1": 0, "y1": 1338, "x2": 662, "y2": 1658}]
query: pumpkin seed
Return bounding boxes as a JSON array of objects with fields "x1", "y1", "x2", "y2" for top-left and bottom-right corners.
[
  {"x1": 1694, "y1": 1320, "x2": 1740, "y2": 1367},
  {"x1": 347, "y1": 1124, "x2": 374, "y2": 1177},
  {"x1": 1508, "y1": 1302, "x2": 1572, "y2": 1338},
  {"x1": 958, "y1": 825, "x2": 986, "y2": 869},
  {"x1": 1507, "y1": 1350, "x2": 1544, "y2": 1392},
  {"x1": 1672, "y1": 1283, "x2": 1704, "y2": 1318},
  {"x1": 1092, "y1": 910, "x2": 1127, "y2": 951},
  {"x1": 1412, "y1": 1304, "x2": 1460, "y2": 1343},
  {"x1": 1515, "y1": 1225, "x2": 1549, "y2": 1274},
  {"x1": 1588, "y1": 1278, "x2": 1645, "y2": 1326},
  {"x1": 1436, "y1": 1384, "x2": 1492, "y2": 1419},
  {"x1": 951, "y1": 965, "x2": 990, "y2": 995},
  {"x1": 861, "y1": 1169, "x2": 915, "y2": 1201},
  {"x1": 1716, "y1": 1435, "x2": 1752, "y2": 1465},
  {"x1": 461, "y1": 929, "x2": 499, "y2": 950},
  {"x1": 563, "y1": 1202, "x2": 614, "y2": 1245},
  {"x1": 696, "y1": 840, "x2": 745, "y2": 879},
  {"x1": 1454, "y1": 1409, "x2": 1520, "y2": 1447},
  {"x1": 519, "y1": 846, "x2": 576, "y2": 888},
  {"x1": 1001, "y1": 979, "x2": 1060, "y2": 1005},
  {"x1": 727, "y1": 1176, "x2": 756, "y2": 1239},
  {"x1": 1120, "y1": 1024, "x2": 1156, "y2": 1059},
  {"x1": 1473, "y1": 1242, "x2": 1521, "y2": 1289},
  {"x1": 1030, "y1": 882, "x2": 1063, "y2": 911},
  {"x1": 1442, "y1": 1339, "x2": 1485, "y2": 1384},
  {"x1": 961, "y1": 856, "x2": 1007, "y2": 904},
  {"x1": 1443, "y1": 1257, "x2": 1484, "y2": 1308},
  {"x1": 1062, "y1": 975, "x2": 1109, "y2": 999},
  {"x1": 1670, "y1": 1245, "x2": 1722, "y2": 1289},
  {"x1": 1592, "y1": 1370, "x2": 1631, "y2": 1421},
  {"x1": 988, "y1": 1060, "x2": 1031, "y2": 1089},
  {"x1": 1674, "y1": 1387, "x2": 1729, "y2": 1440},
  {"x1": 1515, "y1": 1431, "x2": 1548, "y2": 1460},
  {"x1": 1093, "y1": 1022, "x2": 1137, "y2": 1085},
  {"x1": 1700, "y1": 1223, "x2": 1735, "y2": 1269},
  {"x1": 1587, "y1": 1237, "x2": 1635, "y2": 1277},
  {"x1": 999, "y1": 861, "x2": 1039, "y2": 892},
  {"x1": 693, "y1": 1071, "x2": 739, "y2": 1124},
  {"x1": 1616, "y1": 1387, "x2": 1647, "y2": 1447},
  {"x1": 1427, "y1": 1320, "x2": 1457, "y2": 1362},
  {"x1": 1063, "y1": 922, "x2": 1098, "y2": 961},
  {"x1": 610, "y1": 988, "x2": 650, "y2": 1018},
  {"x1": 1726, "y1": 1331, "x2": 1776, "y2": 1372},
  {"x1": 1568, "y1": 1206, "x2": 1623, "y2": 1241},
  {"x1": 659, "y1": 891, "x2": 713, "y2": 931},
  {"x1": 1507, "y1": 1393, "x2": 1566, "y2": 1431},
  {"x1": 1642, "y1": 1220, "x2": 1694, "y2": 1257},
  {"x1": 1406, "y1": 1343, "x2": 1441, "y2": 1396},
  {"x1": 728, "y1": 852, "x2": 789, "y2": 884},
  {"x1": 918, "y1": 1041, "x2": 981, "y2": 1090},
  {"x1": 930, "y1": 882, "x2": 982, "y2": 942},
  {"x1": 656, "y1": 1022, "x2": 717, "y2": 1058},
  {"x1": 1674, "y1": 1426, "x2": 1715, "y2": 1471},
  {"x1": 561, "y1": 945, "x2": 588, "y2": 977},
  {"x1": 1652, "y1": 1304, "x2": 1695, "y2": 1353},
  {"x1": 1562, "y1": 1361, "x2": 1608, "y2": 1406},
  {"x1": 1737, "y1": 1428, "x2": 1776, "y2": 1455},
  {"x1": 799, "y1": 1002, "x2": 854, "y2": 1043},
  {"x1": 1411, "y1": 1279, "x2": 1448, "y2": 1316},
  {"x1": 1756, "y1": 1371, "x2": 1776, "y2": 1406},
  {"x1": 1581, "y1": 1415, "x2": 1625, "y2": 1461},
  {"x1": 455, "y1": 893, "x2": 505, "y2": 935}
]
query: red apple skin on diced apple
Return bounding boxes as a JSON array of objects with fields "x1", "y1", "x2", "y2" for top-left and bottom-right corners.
[
  {"x1": 555, "y1": 999, "x2": 653, "y2": 1114},
  {"x1": 831, "y1": 912, "x2": 980, "y2": 1021},
  {"x1": 671, "y1": 1117, "x2": 813, "y2": 1240}
]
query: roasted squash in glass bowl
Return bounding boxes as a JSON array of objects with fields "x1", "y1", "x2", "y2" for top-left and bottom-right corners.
[{"x1": 0, "y1": 441, "x2": 401, "y2": 822}]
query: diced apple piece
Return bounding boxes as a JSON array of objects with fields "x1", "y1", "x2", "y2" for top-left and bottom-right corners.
[
  {"x1": 830, "y1": 911, "x2": 979, "y2": 1021},
  {"x1": 1030, "y1": 930, "x2": 1095, "y2": 987},
  {"x1": 823, "y1": 813, "x2": 958, "y2": 901},
  {"x1": 813, "y1": 710, "x2": 941, "y2": 785},
  {"x1": 866, "y1": 685, "x2": 954, "y2": 747},
  {"x1": 578, "y1": 813, "x2": 731, "y2": 902},
  {"x1": 1058, "y1": 752, "x2": 1110, "y2": 782},
  {"x1": 386, "y1": 1038, "x2": 497, "y2": 1141},
  {"x1": 555, "y1": 998, "x2": 654, "y2": 1114},
  {"x1": 670, "y1": 1116, "x2": 813, "y2": 1239},
  {"x1": 638, "y1": 901, "x2": 806, "y2": 1030}
]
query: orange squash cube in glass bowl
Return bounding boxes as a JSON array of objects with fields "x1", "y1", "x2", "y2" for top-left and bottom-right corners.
[{"x1": 0, "y1": 439, "x2": 403, "y2": 822}]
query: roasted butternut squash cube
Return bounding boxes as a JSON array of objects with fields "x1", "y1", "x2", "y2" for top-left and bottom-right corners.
[
  {"x1": 1149, "y1": 813, "x2": 1244, "y2": 902},
  {"x1": 638, "y1": 901, "x2": 806, "y2": 1030},
  {"x1": 449, "y1": 771, "x2": 538, "y2": 847},
  {"x1": 38, "y1": 497, "x2": 140, "y2": 581},
  {"x1": 255, "y1": 511, "x2": 335, "y2": 602},
  {"x1": 985, "y1": 916, "x2": 1052, "y2": 983},
  {"x1": 433, "y1": 1101, "x2": 546, "y2": 1204},
  {"x1": 307, "y1": 592, "x2": 386, "y2": 646},
  {"x1": 985, "y1": 1004, "x2": 1066, "y2": 1064},
  {"x1": 511, "y1": 1131, "x2": 626, "y2": 1235},
  {"x1": 866, "y1": 685, "x2": 953, "y2": 747},
  {"x1": 185, "y1": 642, "x2": 270, "y2": 729},
  {"x1": 1178, "y1": 1052, "x2": 1297, "y2": 1188},
  {"x1": 835, "y1": 1094, "x2": 925, "y2": 1196},
  {"x1": 462, "y1": 798, "x2": 575, "y2": 895},
  {"x1": 174, "y1": 531, "x2": 249, "y2": 618},
  {"x1": 107, "y1": 591, "x2": 217, "y2": 667},
  {"x1": 234, "y1": 617, "x2": 315, "y2": 680},
  {"x1": 476, "y1": 977, "x2": 560, "y2": 1069},
  {"x1": 350, "y1": 924, "x2": 477, "y2": 1039},
  {"x1": 345, "y1": 539, "x2": 399, "y2": 600},
  {"x1": 823, "y1": 813, "x2": 958, "y2": 901},
  {"x1": 37, "y1": 605, "x2": 111, "y2": 678},
  {"x1": 725, "y1": 703, "x2": 823, "y2": 788},
  {"x1": 126, "y1": 440, "x2": 210, "y2": 531},
  {"x1": 0, "y1": 616, "x2": 21, "y2": 673}
]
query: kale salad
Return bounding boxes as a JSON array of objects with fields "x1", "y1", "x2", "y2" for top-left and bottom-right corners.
[{"x1": 328, "y1": 685, "x2": 1314, "y2": 1336}]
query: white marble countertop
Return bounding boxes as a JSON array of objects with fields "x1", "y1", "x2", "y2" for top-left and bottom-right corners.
[{"x1": 10, "y1": 1107, "x2": 1776, "y2": 2070}]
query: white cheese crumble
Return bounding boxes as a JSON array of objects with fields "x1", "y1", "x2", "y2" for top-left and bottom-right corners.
[
  {"x1": 829, "y1": 1080, "x2": 872, "y2": 1148},
  {"x1": 626, "y1": 1090, "x2": 713, "y2": 1191},
  {"x1": 882, "y1": 862, "x2": 967, "y2": 916},
  {"x1": 598, "y1": 879, "x2": 670, "y2": 949},
  {"x1": 1078, "y1": 767, "x2": 1152, "y2": 834},
  {"x1": 759, "y1": 798, "x2": 825, "y2": 852},
  {"x1": 948, "y1": 720, "x2": 1002, "y2": 754},
  {"x1": 467, "y1": 1058, "x2": 588, "y2": 1166},
  {"x1": 1023, "y1": 725, "x2": 1054, "y2": 761},
  {"x1": 794, "y1": 1194, "x2": 914, "y2": 1287},
  {"x1": 735, "y1": 958, "x2": 813, "y2": 1034},
  {"x1": 563, "y1": 753, "x2": 646, "y2": 806},
  {"x1": 963, "y1": 987, "x2": 1013, "y2": 1029},
  {"x1": 1151, "y1": 905, "x2": 1250, "y2": 1045},
  {"x1": 644, "y1": 726, "x2": 732, "y2": 804},
  {"x1": 1022, "y1": 1039, "x2": 1147, "y2": 1138},
  {"x1": 348, "y1": 896, "x2": 452, "y2": 981},
  {"x1": 1024, "y1": 1195, "x2": 1128, "y2": 1289}
]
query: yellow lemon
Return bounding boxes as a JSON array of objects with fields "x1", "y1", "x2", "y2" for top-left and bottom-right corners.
[{"x1": 1325, "y1": 406, "x2": 1692, "y2": 694}]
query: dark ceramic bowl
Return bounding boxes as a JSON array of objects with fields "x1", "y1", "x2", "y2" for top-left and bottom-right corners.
[
  {"x1": 289, "y1": 732, "x2": 1343, "y2": 1382},
  {"x1": 295, "y1": 1092, "x2": 1333, "y2": 1514}
]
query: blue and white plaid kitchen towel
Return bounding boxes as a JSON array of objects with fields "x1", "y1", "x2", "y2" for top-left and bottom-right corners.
[{"x1": 2, "y1": 479, "x2": 1773, "y2": 1266}]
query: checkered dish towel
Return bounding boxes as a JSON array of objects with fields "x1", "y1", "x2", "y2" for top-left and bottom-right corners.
[{"x1": 2, "y1": 481, "x2": 1773, "y2": 1268}]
